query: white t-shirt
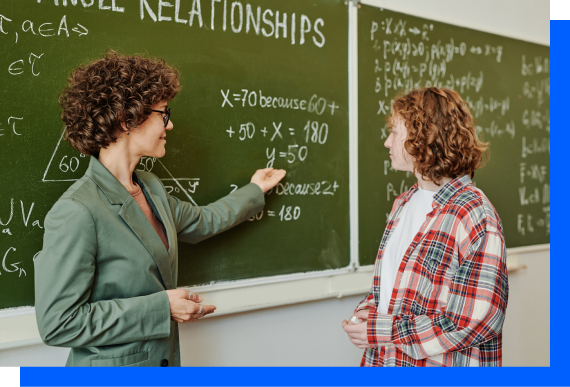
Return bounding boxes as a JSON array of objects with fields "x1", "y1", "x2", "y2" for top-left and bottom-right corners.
[{"x1": 378, "y1": 187, "x2": 437, "y2": 314}]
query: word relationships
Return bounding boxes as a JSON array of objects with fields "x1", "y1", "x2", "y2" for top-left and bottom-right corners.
[{"x1": 35, "y1": 0, "x2": 327, "y2": 47}]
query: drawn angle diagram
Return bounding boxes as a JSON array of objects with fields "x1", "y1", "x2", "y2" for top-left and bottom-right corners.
[{"x1": 42, "y1": 131, "x2": 200, "y2": 205}]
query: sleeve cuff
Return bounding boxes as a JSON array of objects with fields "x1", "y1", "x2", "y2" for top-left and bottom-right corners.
[
  {"x1": 232, "y1": 183, "x2": 265, "y2": 214},
  {"x1": 367, "y1": 311, "x2": 394, "y2": 347},
  {"x1": 145, "y1": 291, "x2": 171, "y2": 339}
]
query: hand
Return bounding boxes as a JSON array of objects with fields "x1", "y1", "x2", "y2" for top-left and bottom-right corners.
[
  {"x1": 342, "y1": 310, "x2": 373, "y2": 349},
  {"x1": 250, "y1": 168, "x2": 286, "y2": 194},
  {"x1": 166, "y1": 289, "x2": 216, "y2": 323}
]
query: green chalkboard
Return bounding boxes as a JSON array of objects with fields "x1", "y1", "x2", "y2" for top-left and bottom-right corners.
[
  {"x1": 0, "y1": 0, "x2": 349, "y2": 309},
  {"x1": 358, "y1": 5, "x2": 550, "y2": 266}
]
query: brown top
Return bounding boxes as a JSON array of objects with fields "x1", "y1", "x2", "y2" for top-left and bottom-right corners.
[{"x1": 128, "y1": 183, "x2": 169, "y2": 251}]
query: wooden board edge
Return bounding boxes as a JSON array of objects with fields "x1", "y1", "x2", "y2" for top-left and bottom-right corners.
[{"x1": 359, "y1": 0, "x2": 550, "y2": 46}]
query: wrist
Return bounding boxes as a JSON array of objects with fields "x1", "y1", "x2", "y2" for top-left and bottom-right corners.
[{"x1": 251, "y1": 182, "x2": 266, "y2": 194}]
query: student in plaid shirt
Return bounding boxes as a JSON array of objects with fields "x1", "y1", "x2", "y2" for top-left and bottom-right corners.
[{"x1": 343, "y1": 87, "x2": 508, "y2": 367}]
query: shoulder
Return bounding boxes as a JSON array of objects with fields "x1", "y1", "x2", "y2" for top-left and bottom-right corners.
[
  {"x1": 50, "y1": 175, "x2": 99, "y2": 212},
  {"x1": 448, "y1": 185, "x2": 503, "y2": 243},
  {"x1": 451, "y1": 185, "x2": 500, "y2": 221},
  {"x1": 45, "y1": 183, "x2": 95, "y2": 229},
  {"x1": 46, "y1": 173, "x2": 106, "y2": 222}
]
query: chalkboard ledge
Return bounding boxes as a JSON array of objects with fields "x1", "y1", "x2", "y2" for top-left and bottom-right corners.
[
  {"x1": 186, "y1": 269, "x2": 374, "y2": 318},
  {"x1": 0, "y1": 269, "x2": 374, "y2": 351},
  {"x1": 0, "y1": 312, "x2": 41, "y2": 351},
  {"x1": 0, "y1": 243, "x2": 549, "y2": 351}
]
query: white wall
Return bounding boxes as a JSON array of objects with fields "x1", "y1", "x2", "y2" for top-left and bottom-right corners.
[
  {"x1": 502, "y1": 249, "x2": 550, "y2": 367},
  {"x1": 0, "y1": 343, "x2": 69, "y2": 367},
  {"x1": 179, "y1": 295, "x2": 365, "y2": 366},
  {"x1": 0, "y1": 0, "x2": 549, "y2": 367}
]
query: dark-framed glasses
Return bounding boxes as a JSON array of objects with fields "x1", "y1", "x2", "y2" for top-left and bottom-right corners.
[{"x1": 151, "y1": 107, "x2": 171, "y2": 127}]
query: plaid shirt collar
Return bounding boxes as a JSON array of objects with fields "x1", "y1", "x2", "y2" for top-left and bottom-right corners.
[{"x1": 399, "y1": 175, "x2": 473, "y2": 209}]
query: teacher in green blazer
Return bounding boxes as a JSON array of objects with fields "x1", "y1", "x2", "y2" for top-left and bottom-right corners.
[{"x1": 34, "y1": 50, "x2": 286, "y2": 367}]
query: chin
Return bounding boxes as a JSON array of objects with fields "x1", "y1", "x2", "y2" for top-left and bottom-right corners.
[
  {"x1": 391, "y1": 162, "x2": 404, "y2": 171},
  {"x1": 153, "y1": 148, "x2": 166, "y2": 158},
  {"x1": 392, "y1": 163, "x2": 411, "y2": 173}
]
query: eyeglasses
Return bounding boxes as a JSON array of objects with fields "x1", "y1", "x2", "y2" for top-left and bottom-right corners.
[{"x1": 151, "y1": 107, "x2": 171, "y2": 127}]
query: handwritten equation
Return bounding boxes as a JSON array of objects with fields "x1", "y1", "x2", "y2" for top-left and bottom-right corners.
[{"x1": 359, "y1": 9, "x2": 550, "y2": 249}]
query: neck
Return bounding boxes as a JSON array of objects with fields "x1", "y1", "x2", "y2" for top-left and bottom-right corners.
[
  {"x1": 98, "y1": 137, "x2": 140, "y2": 191},
  {"x1": 414, "y1": 173, "x2": 452, "y2": 192}
]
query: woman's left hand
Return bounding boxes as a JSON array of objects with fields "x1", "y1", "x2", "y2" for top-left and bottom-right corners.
[
  {"x1": 342, "y1": 310, "x2": 373, "y2": 349},
  {"x1": 166, "y1": 289, "x2": 216, "y2": 323},
  {"x1": 250, "y1": 168, "x2": 286, "y2": 193}
]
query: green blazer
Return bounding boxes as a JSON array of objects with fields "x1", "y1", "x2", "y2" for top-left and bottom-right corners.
[{"x1": 34, "y1": 156, "x2": 264, "y2": 367}]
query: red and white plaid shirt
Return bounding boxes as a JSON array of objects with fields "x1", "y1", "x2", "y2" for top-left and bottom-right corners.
[{"x1": 356, "y1": 175, "x2": 508, "y2": 367}]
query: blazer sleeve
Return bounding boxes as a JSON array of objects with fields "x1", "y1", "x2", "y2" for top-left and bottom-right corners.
[
  {"x1": 34, "y1": 198, "x2": 171, "y2": 348},
  {"x1": 168, "y1": 183, "x2": 265, "y2": 244}
]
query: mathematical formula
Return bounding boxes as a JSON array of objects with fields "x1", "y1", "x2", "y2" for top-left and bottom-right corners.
[
  {"x1": 221, "y1": 89, "x2": 339, "y2": 115},
  {"x1": 364, "y1": 15, "x2": 550, "y2": 240}
]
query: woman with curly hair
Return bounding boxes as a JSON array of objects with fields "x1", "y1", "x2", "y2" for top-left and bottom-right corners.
[
  {"x1": 343, "y1": 87, "x2": 508, "y2": 367},
  {"x1": 34, "y1": 50, "x2": 285, "y2": 367}
]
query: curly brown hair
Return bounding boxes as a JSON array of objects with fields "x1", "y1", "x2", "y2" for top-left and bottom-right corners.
[
  {"x1": 388, "y1": 87, "x2": 488, "y2": 183},
  {"x1": 59, "y1": 49, "x2": 181, "y2": 156}
]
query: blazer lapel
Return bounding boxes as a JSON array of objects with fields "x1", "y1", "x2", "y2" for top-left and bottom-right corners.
[
  {"x1": 85, "y1": 156, "x2": 174, "y2": 290},
  {"x1": 118, "y1": 199, "x2": 174, "y2": 289}
]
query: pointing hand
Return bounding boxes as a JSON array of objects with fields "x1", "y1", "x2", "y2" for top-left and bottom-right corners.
[{"x1": 250, "y1": 168, "x2": 287, "y2": 193}]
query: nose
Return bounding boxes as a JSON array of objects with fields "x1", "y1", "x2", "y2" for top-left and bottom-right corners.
[
  {"x1": 384, "y1": 132, "x2": 392, "y2": 149},
  {"x1": 166, "y1": 119, "x2": 173, "y2": 130}
]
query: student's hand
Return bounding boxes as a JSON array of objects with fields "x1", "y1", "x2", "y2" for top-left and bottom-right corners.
[
  {"x1": 250, "y1": 168, "x2": 286, "y2": 193},
  {"x1": 354, "y1": 310, "x2": 370, "y2": 322},
  {"x1": 166, "y1": 289, "x2": 216, "y2": 323},
  {"x1": 342, "y1": 310, "x2": 373, "y2": 349}
]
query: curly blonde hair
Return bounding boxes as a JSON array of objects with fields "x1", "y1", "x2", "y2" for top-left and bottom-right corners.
[
  {"x1": 388, "y1": 87, "x2": 488, "y2": 182},
  {"x1": 59, "y1": 49, "x2": 181, "y2": 156}
]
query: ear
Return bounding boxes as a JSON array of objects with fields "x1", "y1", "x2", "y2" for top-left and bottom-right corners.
[{"x1": 117, "y1": 122, "x2": 130, "y2": 138}]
